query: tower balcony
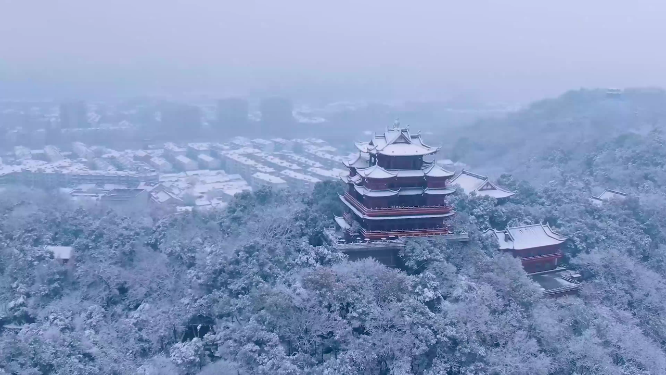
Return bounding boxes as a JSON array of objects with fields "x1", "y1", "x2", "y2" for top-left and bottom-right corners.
[
  {"x1": 360, "y1": 227, "x2": 454, "y2": 240},
  {"x1": 342, "y1": 193, "x2": 453, "y2": 217}
]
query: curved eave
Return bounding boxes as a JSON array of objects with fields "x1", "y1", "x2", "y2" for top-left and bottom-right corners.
[
  {"x1": 355, "y1": 142, "x2": 376, "y2": 153},
  {"x1": 353, "y1": 184, "x2": 400, "y2": 197},
  {"x1": 376, "y1": 146, "x2": 439, "y2": 157},
  {"x1": 357, "y1": 165, "x2": 398, "y2": 179},
  {"x1": 424, "y1": 165, "x2": 455, "y2": 178},
  {"x1": 424, "y1": 188, "x2": 456, "y2": 195},
  {"x1": 475, "y1": 189, "x2": 515, "y2": 199}
]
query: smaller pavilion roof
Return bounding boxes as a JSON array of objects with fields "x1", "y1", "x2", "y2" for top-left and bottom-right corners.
[
  {"x1": 489, "y1": 223, "x2": 567, "y2": 251},
  {"x1": 356, "y1": 165, "x2": 397, "y2": 179},
  {"x1": 353, "y1": 185, "x2": 400, "y2": 197},
  {"x1": 424, "y1": 163, "x2": 455, "y2": 178},
  {"x1": 343, "y1": 153, "x2": 371, "y2": 169}
]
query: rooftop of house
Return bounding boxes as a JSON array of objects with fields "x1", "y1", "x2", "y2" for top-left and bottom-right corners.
[
  {"x1": 45, "y1": 245, "x2": 73, "y2": 260},
  {"x1": 280, "y1": 169, "x2": 321, "y2": 183},
  {"x1": 252, "y1": 172, "x2": 287, "y2": 184},
  {"x1": 594, "y1": 189, "x2": 628, "y2": 201}
]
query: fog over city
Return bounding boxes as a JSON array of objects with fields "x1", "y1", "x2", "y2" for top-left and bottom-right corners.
[
  {"x1": 2, "y1": 0, "x2": 665, "y2": 102},
  {"x1": 6, "y1": 2, "x2": 666, "y2": 375}
]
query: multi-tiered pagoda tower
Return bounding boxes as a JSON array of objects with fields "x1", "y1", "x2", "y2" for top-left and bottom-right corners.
[{"x1": 335, "y1": 124, "x2": 456, "y2": 243}]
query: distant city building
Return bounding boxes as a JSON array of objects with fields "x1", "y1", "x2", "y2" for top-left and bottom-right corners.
[
  {"x1": 251, "y1": 139, "x2": 275, "y2": 153},
  {"x1": 160, "y1": 104, "x2": 201, "y2": 136},
  {"x1": 223, "y1": 153, "x2": 274, "y2": 181},
  {"x1": 271, "y1": 138, "x2": 294, "y2": 152},
  {"x1": 260, "y1": 97, "x2": 294, "y2": 135},
  {"x1": 44, "y1": 145, "x2": 64, "y2": 162},
  {"x1": 187, "y1": 143, "x2": 211, "y2": 157},
  {"x1": 173, "y1": 155, "x2": 198, "y2": 171},
  {"x1": 217, "y1": 98, "x2": 248, "y2": 131},
  {"x1": 59, "y1": 101, "x2": 88, "y2": 128},
  {"x1": 149, "y1": 157, "x2": 173, "y2": 173},
  {"x1": 164, "y1": 142, "x2": 187, "y2": 157},
  {"x1": 279, "y1": 169, "x2": 320, "y2": 191},
  {"x1": 251, "y1": 172, "x2": 288, "y2": 190},
  {"x1": 72, "y1": 142, "x2": 94, "y2": 159},
  {"x1": 197, "y1": 154, "x2": 221, "y2": 169}
]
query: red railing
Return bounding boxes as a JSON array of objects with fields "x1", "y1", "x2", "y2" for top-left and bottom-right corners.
[
  {"x1": 521, "y1": 253, "x2": 563, "y2": 264},
  {"x1": 343, "y1": 193, "x2": 452, "y2": 217},
  {"x1": 360, "y1": 227, "x2": 452, "y2": 240}
]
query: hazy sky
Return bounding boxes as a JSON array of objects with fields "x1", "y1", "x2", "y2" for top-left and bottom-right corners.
[{"x1": 1, "y1": 0, "x2": 665, "y2": 103}]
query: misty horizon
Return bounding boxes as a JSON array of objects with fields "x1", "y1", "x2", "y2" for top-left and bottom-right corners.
[{"x1": 2, "y1": 0, "x2": 666, "y2": 103}]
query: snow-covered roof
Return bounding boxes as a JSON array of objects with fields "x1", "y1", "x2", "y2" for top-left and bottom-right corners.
[
  {"x1": 46, "y1": 245, "x2": 73, "y2": 260},
  {"x1": 353, "y1": 184, "x2": 399, "y2": 197},
  {"x1": 355, "y1": 125, "x2": 438, "y2": 156},
  {"x1": 197, "y1": 154, "x2": 215, "y2": 162},
  {"x1": 343, "y1": 153, "x2": 371, "y2": 169},
  {"x1": 450, "y1": 170, "x2": 514, "y2": 199},
  {"x1": 356, "y1": 165, "x2": 396, "y2": 179},
  {"x1": 334, "y1": 216, "x2": 351, "y2": 230},
  {"x1": 392, "y1": 169, "x2": 426, "y2": 178},
  {"x1": 424, "y1": 163, "x2": 455, "y2": 178},
  {"x1": 424, "y1": 187, "x2": 456, "y2": 195},
  {"x1": 595, "y1": 189, "x2": 627, "y2": 201},
  {"x1": 252, "y1": 172, "x2": 287, "y2": 184},
  {"x1": 490, "y1": 223, "x2": 567, "y2": 251},
  {"x1": 280, "y1": 170, "x2": 321, "y2": 183}
]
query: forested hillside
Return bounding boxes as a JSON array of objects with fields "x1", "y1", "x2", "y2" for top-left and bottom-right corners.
[
  {"x1": 448, "y1": 88, "x2": 666, "y2": 186},
  {"x1": 2, "y1": 172, "x2": 666, "y2": 374},
  {"x1": 5, "y1": 89, "x2": 666, "y2": 374}
]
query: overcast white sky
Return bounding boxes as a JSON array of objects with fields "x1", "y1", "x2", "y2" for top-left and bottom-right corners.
[{"x1": 1, "y1": 0, "x2": 664, "y2": 102}]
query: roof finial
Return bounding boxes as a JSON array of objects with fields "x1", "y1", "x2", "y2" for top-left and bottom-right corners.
[{"x1": 394, "y1": 118, "x2": 400, "y2": 129}]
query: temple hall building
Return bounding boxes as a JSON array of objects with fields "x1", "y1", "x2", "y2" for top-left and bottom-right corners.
[
  {"x1": 488, "y1": 223, "x2": 581, "y2": 296},
  {"x1": 489, "y1": 223, "x2": 566, "y2": 273},
  {"x1": 450, "y1": 170, "x2": 514, "y2": 199}
]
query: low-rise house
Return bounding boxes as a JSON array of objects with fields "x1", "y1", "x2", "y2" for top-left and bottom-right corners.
[
  {"x1": 45, "y1": 245, "x2": 74, "y2": 264},
  {"x1": 590, "y1": 189, "x2": 627, "y2": 206}
]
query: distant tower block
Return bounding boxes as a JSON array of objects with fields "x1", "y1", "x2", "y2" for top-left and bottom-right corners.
[
  {"x1": 217, "y1": 98, "x2": 249, "y2": 131},
  {"x1": 59, "y1": 101, "x2": 88, "y2": 128}
]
